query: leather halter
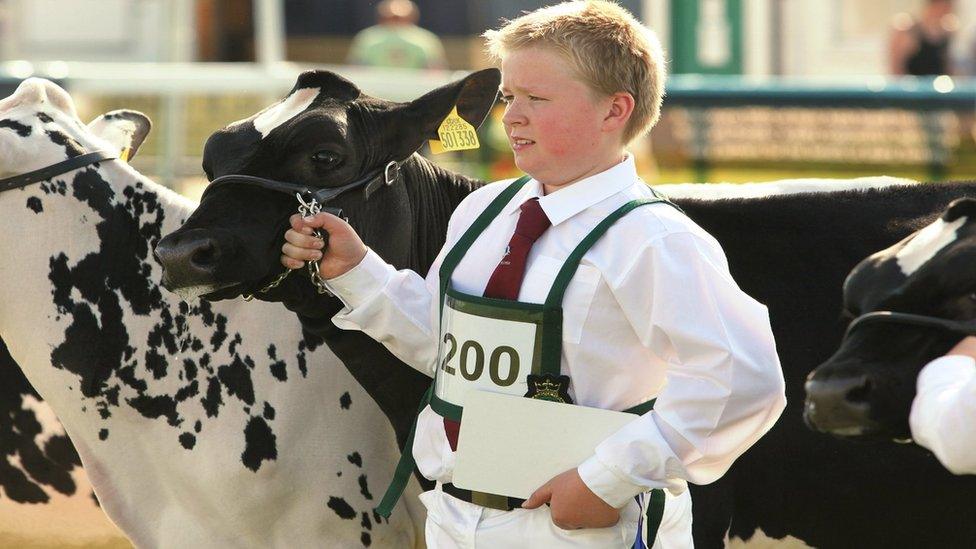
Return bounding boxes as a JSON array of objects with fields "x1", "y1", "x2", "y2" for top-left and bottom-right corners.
[
  {"x1": 844, "y1": 310, "x2": 976, "y2": 339},
  {"x1": 200, "y1": 159, "x2": 401, "y2": 300},
  {"x1": 200, "y1": 160, "x2": 400, "y2": 207},
  {"x1": 0, "y1": 150, "x2": 117, "y2": 194}
]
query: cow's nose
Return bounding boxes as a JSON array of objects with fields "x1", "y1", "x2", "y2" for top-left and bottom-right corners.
[
  {"x1": 155, "y1": 229, "x2": 224, "y2": 288},
  {"x1": 803, "y1": 374, "x2": 875, "y2": 435}
]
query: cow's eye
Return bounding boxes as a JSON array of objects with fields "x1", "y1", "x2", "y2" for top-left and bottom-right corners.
[{"x1": 311, "y1": 150, "x2": 341, "y2": 166}]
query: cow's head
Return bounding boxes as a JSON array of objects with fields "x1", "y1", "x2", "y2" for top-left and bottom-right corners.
[
  {"x1": 0, "y1": 78, "x2": 150, "y2": 176},
  {"x1": 805, "y1": 198, "x2": 976, "y2": 440},
  {"x1": 156, "y1": 69, "x2": 499, "y2": 302}
]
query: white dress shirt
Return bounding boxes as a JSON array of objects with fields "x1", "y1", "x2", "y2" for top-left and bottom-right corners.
[
  {"x1": 325, "y1": 155, "x2": 786, "y2": 508},
  {"x1": 910, "y1": 355, "x2": 976, "y2": 475}
]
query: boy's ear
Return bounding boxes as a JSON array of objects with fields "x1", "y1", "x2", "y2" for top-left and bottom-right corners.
[
  {"x1": 383, "y1": 68, "x2": 501, "y2": 160},
  {"x1": 87, "y1": 110, "x2": 152, "y2": 161},
  {"x1": 603, "y1": 92, "x2": 635, "y2": 133}
]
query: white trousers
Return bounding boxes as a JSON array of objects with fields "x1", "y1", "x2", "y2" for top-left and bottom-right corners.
[{"x1": 418, "y1": 485, "x2": 693, "y2": 549}]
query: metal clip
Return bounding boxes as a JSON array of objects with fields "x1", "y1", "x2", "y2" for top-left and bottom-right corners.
[
  {"x1": 296, "y1": 192, "x2": 322, "y2": 219},
  {"x1": 384, "y1": 161, "x2": 399, "y2": 186}
]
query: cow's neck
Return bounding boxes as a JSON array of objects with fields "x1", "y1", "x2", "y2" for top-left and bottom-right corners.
[
  {"x1": 278, "y1": 154, "x2": 483, "y2": 455},
  {"x1": 400, "y1": 153, "x2": 484, "y2": 275}
]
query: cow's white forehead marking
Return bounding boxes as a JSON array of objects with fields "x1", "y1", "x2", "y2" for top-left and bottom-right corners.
[
  {"x1": 659, "y1": 176, "x2": 913, "y2": 200},
  {"x1": 896, "y1": 215, "x2": 967, "y2": 276},
  {"x1": 253, "y1": 87, "x2": 320, "y2": 138}
]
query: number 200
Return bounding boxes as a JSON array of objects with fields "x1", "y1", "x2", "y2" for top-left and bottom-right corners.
[{"x1": 440, "y1": 333, "x2": 520, "y2": 386}]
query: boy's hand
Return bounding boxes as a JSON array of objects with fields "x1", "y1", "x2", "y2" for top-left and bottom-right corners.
[
  {"x1": 947, "y1": 336, "x2": 976, "y2": 360},
  {"x1": 522, "y1": 468, "x2": 620, "y2": 530},
  {"x1": 281, "y1": 213, "x2": 367, "y2": 280}
]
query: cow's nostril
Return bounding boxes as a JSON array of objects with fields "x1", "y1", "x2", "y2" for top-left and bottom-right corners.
[
  {"x1": 844, "y1": 377, "x2": 872, "y2": 404},
  {"x1": 190, "y1": 240, "x2": 220, "y2": 268}
]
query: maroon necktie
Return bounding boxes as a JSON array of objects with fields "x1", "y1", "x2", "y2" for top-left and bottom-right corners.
[{"x1": 444, "y1": 198, "x2": 551, "y2": 450}]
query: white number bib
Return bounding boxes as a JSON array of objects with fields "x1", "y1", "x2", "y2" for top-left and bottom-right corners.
[{"x1": 434, "y1": 294, "x2": 543, "y2": 407}]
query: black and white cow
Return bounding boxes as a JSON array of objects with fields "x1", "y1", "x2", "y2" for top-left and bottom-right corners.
[
  {"x1": 156, "y1": 67, "x2": 976, "y2": 548},
  {"x1": 156, "y1": 69, "x2": 499, "y2": 454},
  {"x1": 805, "y1": 197, "x2": 976, "y2": 442},
  {"x1": 0, "y1": 78, "x2": 425, "y2": 547},
  {"x1": 673, "y1": 185, "x2": 976, "y2": 548}
]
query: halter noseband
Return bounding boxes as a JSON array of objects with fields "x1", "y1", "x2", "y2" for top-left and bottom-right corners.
[
  {"x1": 844, "y1": 310, "x2": 976, "y2": 339},
  {"x1": 201, "y1": 159, "x2": 400, "y2": 208}
]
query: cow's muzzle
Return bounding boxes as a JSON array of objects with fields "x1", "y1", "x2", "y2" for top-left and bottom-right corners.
[
  {"x1": 155, "y1": 228, "x2": 227, "y2": 291},
  {"x1": 804, "y1": 374, "x2": 881, "y2": 437}
]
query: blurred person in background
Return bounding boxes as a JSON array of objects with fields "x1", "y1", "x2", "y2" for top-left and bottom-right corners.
[
  {"x1": 347, "y1": 0, "x2": 448, "y2": 70},
  {"x1": 889, "y1": 0, "x2": 958, "y2": 76}
]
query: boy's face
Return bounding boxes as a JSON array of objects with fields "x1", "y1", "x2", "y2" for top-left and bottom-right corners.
[{"x1": 500, "y1": 47, "x2": 619, "y2": 191}]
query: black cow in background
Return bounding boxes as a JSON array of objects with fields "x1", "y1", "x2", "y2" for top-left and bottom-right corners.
[
  {"x1": 806, "y1": 197, "x2": 976, "y2": 442},
  {"x1": 677, "y1": 185, "x2": 976, "y2": 548},
  {"x1": 157, "y1": 68, "x2": 976, "y2": 548},
  {"x1": 0, "y1": 337, "x2": 81, "y2": 503}
]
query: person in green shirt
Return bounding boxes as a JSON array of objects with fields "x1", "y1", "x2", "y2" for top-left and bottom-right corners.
[{"x1": 347, "y1": 0, "x2": 448, "y2": 70}]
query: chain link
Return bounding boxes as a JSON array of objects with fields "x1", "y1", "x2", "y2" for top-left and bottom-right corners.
[{"x1": 243, "y1": 192, "x2": 335, "y2": 301}]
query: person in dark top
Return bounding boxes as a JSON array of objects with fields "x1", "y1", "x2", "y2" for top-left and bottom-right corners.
[{"x1": 889, "y1": 0, "x2": 957, "y2": 76}]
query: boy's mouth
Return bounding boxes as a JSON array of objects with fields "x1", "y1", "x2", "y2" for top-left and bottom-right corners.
[{"x1": 510, "y1": 137, "x2": 535, "y2": 151}]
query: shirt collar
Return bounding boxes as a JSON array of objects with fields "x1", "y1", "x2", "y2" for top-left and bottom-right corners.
[{"x1": 502, "y1": 153, "x2": 639, "y2": 226}]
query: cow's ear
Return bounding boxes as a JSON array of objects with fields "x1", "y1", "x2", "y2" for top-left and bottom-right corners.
[
  {"x1": 943, "y1": 198, "x2": 976, "y2": 223},
  {"x1": 387, "y1": 68, "x2": 501, "y2": 159},
  {"x1": 87, "y1": 110, "x2": 152, "y2": 162},
  {"x1": 296, "y1": 70, "x2": 361, "y2": 102}
]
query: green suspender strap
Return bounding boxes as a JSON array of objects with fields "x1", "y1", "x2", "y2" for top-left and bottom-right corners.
[
  {"x1": 533, "y1": 193, "x2": 682, "y2": 542},
  {"x1": 536, "y1": 193, "x2": 683, "y2": 379},
  {"x1": 376, "y1": 176, "x2": 532, "y2": 518}
]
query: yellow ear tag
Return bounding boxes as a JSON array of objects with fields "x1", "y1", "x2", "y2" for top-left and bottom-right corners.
[
  {"x1": 428, "y1": 106, "x2": 480, "y2": 154},
  {"x1": 119, "y1": 147, "x2": 131, "y2": 163}
]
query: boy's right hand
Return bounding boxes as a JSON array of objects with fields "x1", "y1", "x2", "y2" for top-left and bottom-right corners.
[
  {"x1": 947, "y1": 336, "x2": 976, "y2": 360},
  {"x1": 281, "y1": 213, "x2": 367, "y2": 280}
]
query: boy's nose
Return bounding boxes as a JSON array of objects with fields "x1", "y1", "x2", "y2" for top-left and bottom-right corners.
[{"x1": 502, "y1": 104, "x2": 526, "y2": 127}]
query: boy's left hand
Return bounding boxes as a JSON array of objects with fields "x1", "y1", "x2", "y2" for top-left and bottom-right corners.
[{"x1": 522, "y1": 468, "x2": 620, "y2": 530}]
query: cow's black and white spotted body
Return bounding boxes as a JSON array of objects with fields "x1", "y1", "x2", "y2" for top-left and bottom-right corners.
[{"x1": 0, "y1": 78, "x2": 423, "y2": 547}]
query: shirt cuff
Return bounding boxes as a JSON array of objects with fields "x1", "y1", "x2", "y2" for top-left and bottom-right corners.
[
  {"x1": 577, "y1": 454, "x2": 645, "y2": 509},
  {"x1": 917, "y1": 355, "x2": 976, "y2": 392},
  {"x1": 323, "y1": 248, "x2": 393, "y2": 309}
]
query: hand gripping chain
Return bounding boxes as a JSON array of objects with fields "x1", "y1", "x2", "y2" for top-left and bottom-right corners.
[{"x1": 242, "y1": 193, "x2": 343, "y2": 301}]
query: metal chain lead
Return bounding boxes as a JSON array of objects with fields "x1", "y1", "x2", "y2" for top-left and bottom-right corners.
[
  {"x1": 243, "y1": 192, "x2": 334, "y2": 301},
  {"x1": 296, "y1": 193, "x2": 334, "y2": 296}
]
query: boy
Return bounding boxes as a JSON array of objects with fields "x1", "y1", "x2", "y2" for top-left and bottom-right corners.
[{"x1": 282, "y1": 2, "x2": 785, "y2": 547}]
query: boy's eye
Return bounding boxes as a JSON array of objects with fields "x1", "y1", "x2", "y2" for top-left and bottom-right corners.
[
  {"x1": 529, "y1": 95, "x2": 545, "y2": 101},
  {"x1": 499, "y1": 95, "x2": 513, "y2": 104}
]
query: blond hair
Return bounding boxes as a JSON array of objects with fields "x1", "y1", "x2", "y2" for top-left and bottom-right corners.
[{"x1": 483, "y1": 1, "x2": 666, "y2": 144}]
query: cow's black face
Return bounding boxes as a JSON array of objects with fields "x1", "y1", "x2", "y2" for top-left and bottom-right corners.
[
  {"x1": 805, "y1": 198, "x2": 976, "y2": 440},
  {"x1": 156, "y1": 69, "x2": 500, "y2": 301}
]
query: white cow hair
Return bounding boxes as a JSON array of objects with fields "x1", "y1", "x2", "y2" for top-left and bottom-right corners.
[
  {"x1": 726, "y1": 526, "x2": 813, "y2": 548},
  {"x1": 19, "y1": 394, "x2": 66, "y2": 445},
  {"x1": 252, "y1": 87, "x2": 321, "y2": 138},
  {"x1": 657, "y1": 176, "x2": 915, "y2": 200},
  {"x1": 87, "y1": 116, "x2": 137, "y2": 152},
  {"x1": 896, "y1": 215, "x2": 968, "y2": 276}
]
